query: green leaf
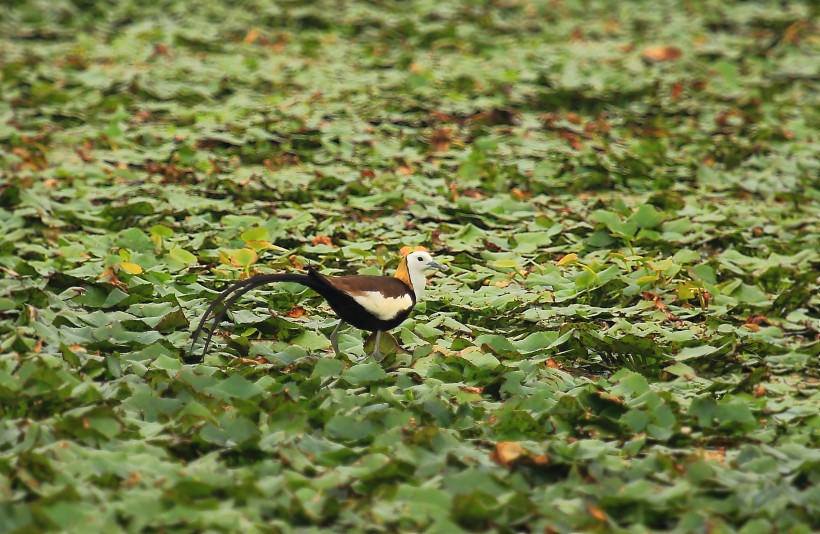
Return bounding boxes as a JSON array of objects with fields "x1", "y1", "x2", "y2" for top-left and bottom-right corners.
[
  {"x1": 117, "y1": 228, "x2": 154, "y2": 252},
  {"x1": 459, "y1": 348, "x2": 501, "y2": 369},
  {"x1": 230, "y1": 248, "x2": 258, "y2": 268},
  {"x1": 169, "y1": 247, "x2": 197, "y2": 265},
  {"x1": 311, "y1": 358, "x2": 345, "y2": 378},
  {"x1": 630, "y1": 204, "x2": 664, "y2": 228},
  {"x1": 715, "y1": 401, "x2": 757, "y2": 431},
  {"x1": 149, "y1": 225, "x2": 174, "y2": 238},
  {"x1": 241, "y1": 226, "x2": 269, "y2": 242},
  {"x1": 342, "y1": 362, "x2": 387, "y2": 385},
  {"x1": 212, "y1": 373, "x2": 263, "y2": 399},
  {"x1": 325, "y1": 415, "x2": 376, "y2": 442},
  {"x1": 102, "y1": 288, "x2": 129, "y2": 308},
  {"x1": 675, "y1": 345, "x2": 717, "y2": 361}
]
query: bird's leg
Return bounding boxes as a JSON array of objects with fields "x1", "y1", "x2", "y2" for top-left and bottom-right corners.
[
  {"x1": 328, "y1": 320, "x2": 343, "y2": 356},
  {"x1": 372, "y1": 330, "x2": 382, "y2": 360}
]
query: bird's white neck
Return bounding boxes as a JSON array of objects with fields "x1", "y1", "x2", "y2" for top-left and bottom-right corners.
[
  {"x1": 408, "y1": 268, "x2": 426, "y2": 302},
  {"x1": 395, "y1": 257, "x2": 426, "y2": 302}
]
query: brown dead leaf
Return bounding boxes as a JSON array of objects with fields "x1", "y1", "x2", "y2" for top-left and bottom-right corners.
[
  {"x1": 490, "y1": 441, "x2": 549, "y2": 468},
  {"x1": 429, "y1": 110, "x2": 456, "y2": 123},
  {"x1": 586, "y1": 503, "x2": 607, "y2": 522},
  {"x1": 565, "y1": 112, "x2": 582, "y2": 125},
  {"x1": 584, "y1": 114, "x2": 612, "y2": 135},
  {"x1": 604, "y1": 19, "x2": 620, "y2": 33},
  {"x1": 11, "y1": 146, "x2": 49, "y2": 171},
  {"x1": 429, "y1": 128, "x2": 453, "y2": 152},
  {"x1": 459, "y1": 386, "x2": 484, "y2": 394},
  {"x1": 99, "y1": 266, "x2": 126, "y2": 289},
  {"x1": 288, "y1": 255, "x2": 305, "y2": 270},
  {"x1": 531, "y1": 454, "x2": 549, "y2": 465},
  {"x1": 642, "y1": 291, "x2": 665, "y2": 307},
  {"x1": 715, "y1": 109, "x2": 747, "y2": 128},
  {"x1": 133, "y1": 110, "x2": 153, "y2": 123},
  {"x1": 152, "y1": 43, "x2": 172, "y2": 58},
  {"x1": 311, "y1": 235, "x2": 334, "y2": 247},
  {"x1": 641, "y1": 46, "x2": 682, "y2": 62},
  {"x1": 286, "y1": 306, "x2": 306, "y2": 318},
  {"x1": 124, "y1": 472, "x2": 142, "y2": 488},
  {"x1": 75, "y1": 148, "x2": 95, "y2": 162},
  {"x1": 557, "y1": 130, "x2": 583, "y2": 150},
  {"x1": 783, "y1": 20, "x2": 809, "y2": 45},
  {"x1": 268, "y1": 33, "x2": 290, "y2": 52},
  {"x1": 745, "y1": 314, "x2": 769, "y2": 326},
  {"x1": 238, "y1": 357, "x2": 267, "y2": 365},
  {"x1": 244, "y1": 28, "x2": 261, "y2": 44},
  {"x1": 396, "y1": 165, "x2": 414, "y2": 175},
  {"x1": 671, "y1": 81, "x2": 684, "y2": 100},
  {"x1": 491, "y1": 441, "x2": 525, "y2": 466},
  {"x1": 697, "y1": 448, "x2": 726, "y2": 463},
  {"x1": 510, "y1": 187, "x2": 531, "y2": 201}
]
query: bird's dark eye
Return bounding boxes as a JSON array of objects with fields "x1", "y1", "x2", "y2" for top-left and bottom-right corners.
[{"x1": 417, "y1": 257, "x2": 424, "y2": 261}]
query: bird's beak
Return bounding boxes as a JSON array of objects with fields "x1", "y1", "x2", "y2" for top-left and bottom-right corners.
[{"x1": 427, "y1": 261, "x2": 448, "y2": 270}]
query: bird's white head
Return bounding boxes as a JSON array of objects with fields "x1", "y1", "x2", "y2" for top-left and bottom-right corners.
[{"x1": 397, "y1": 250, "x2": 446, "y2": 301}]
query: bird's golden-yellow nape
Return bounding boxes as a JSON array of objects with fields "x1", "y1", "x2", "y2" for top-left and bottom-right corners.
[{"x1": 395, "y1": 246, "x2": 427, "y2": 290}]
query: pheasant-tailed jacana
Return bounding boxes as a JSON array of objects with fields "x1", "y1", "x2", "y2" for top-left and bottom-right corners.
[{"x1": 190, "y1": 250, "x2": 446, "y2": 358}]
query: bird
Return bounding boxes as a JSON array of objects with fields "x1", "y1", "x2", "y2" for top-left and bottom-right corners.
[{"x1": 190, "y1": 250, "x2": 446, "y2": 359}]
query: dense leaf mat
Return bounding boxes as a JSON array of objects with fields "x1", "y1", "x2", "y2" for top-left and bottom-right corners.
[{"x1": 1, "y1": 0, "x2": 818, "y2": 531}]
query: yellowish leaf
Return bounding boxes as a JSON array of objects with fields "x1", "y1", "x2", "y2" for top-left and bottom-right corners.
[
  {"x1": 648, "y1": 258, "x2": 674, "y2": 271},
  {"x1": 119, "y1": 261, "x2": 143, "y2": 275},
  {"x1": 492, "y1": 259, "x2": 518, "y2": 269},
  {"x1": 556, "y1": 253, "x2": 578, "y2": 267},
  {"x1": 230, "y1": 248, "x2": 258, "y2": 268},
  {"x1": 637, "y1": 273, "x2": 659, "y2": 285}
]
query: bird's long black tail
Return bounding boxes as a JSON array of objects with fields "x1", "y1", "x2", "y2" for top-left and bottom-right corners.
[{"x1": 189, "y1": 273, "x2": 317, "y2": 357}]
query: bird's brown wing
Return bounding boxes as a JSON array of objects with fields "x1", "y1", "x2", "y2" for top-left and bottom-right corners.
[{"x1": 324, "y1": 274, "x2": 413, "y2": 299}]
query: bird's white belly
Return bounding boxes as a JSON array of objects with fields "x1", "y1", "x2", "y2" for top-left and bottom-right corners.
[{"x1": 351, "y1": 291, "x2": 413, "y2": 321}]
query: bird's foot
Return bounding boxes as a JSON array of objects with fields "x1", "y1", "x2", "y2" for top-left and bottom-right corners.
[
  {"x1": 328, "y1": 320, "x2": 344, "y2": 357},
  {"x1": 371, "y1": 330, "x2": 384, "y2": 361}
]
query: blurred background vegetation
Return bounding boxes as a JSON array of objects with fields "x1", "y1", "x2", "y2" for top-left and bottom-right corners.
[{"x1": 0, "y1": 1, "x2": 818, "y2": 532}]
